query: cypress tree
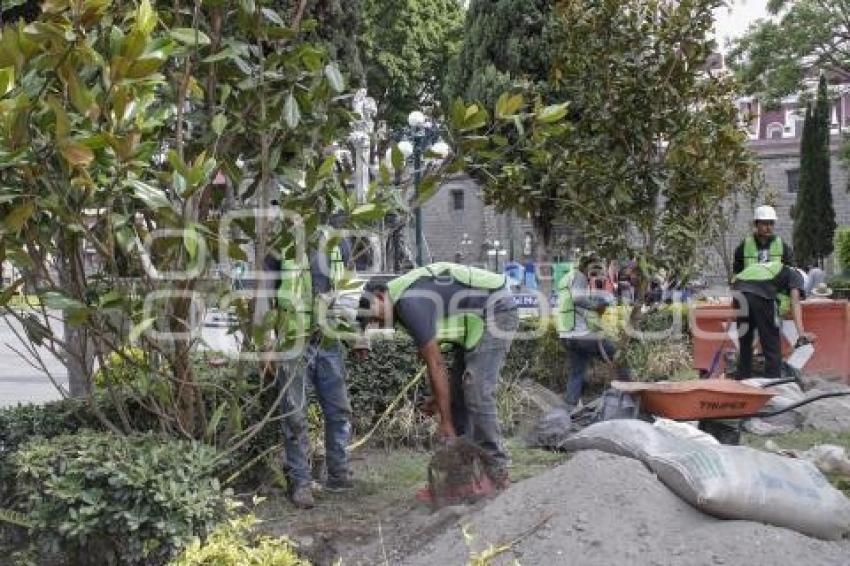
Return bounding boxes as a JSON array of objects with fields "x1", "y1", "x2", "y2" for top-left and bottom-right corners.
[
  {"x1": 443, "y1": 0, "x2": 559, "y2": 107},
  {"x1": 793, "y1": 75, "x2": 836, "y2": 268},
  {"x1": 793, "y1": 103, "x2": 818, "y2": 267},
  {"x1": 812, "y1": 74, "x2": 836, "y2": 265}
]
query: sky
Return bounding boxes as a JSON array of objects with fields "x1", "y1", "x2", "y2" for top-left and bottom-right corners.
[{"x1": 713, "y1": 0, "x2": 771, "y2": 50}]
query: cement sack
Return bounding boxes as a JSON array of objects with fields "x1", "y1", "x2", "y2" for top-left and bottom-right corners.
[
  {"x1": 522, "y1": 408, "x2": 573, "y2": 449},
  {"x1": 652, "y1": 418, "x2": 720, "y2": 446},
  {"x1": 563, "y1": 420, "x2": 850, "y2": 540},
  {"x1": 561, "y1": 419, "x2": 690, "y2": 460}
]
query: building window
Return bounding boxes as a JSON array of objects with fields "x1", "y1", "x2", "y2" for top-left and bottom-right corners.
[
  {"x1": 450, "y1": 189, "x2": 464, "y2": 211},
  {"x1": 766, "y1": 122, "x2": 784, "y2": 140},
  {"x1": 787, "y1": 169, "x2": 800, "y2": 193}
]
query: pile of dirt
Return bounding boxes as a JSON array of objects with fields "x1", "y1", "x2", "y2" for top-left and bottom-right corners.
[{"x1": 394, "y1": 451, "x2": 850, "y2": 565}]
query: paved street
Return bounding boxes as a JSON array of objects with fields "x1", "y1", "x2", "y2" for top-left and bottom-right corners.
[
  {"x1": 0, "y1": 313, "x2": 68, "y2": 407},
  {"x1": 0, "y1": 311, "x2": 241, "y2": 408}
]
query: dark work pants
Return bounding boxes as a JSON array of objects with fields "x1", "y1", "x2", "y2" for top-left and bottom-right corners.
[
  {"x1": 447, "y1": 302, "x2": 518, "y2": 477},
  {"x1": 737, "y1": 292, "x2": 781, "y2": 379}
]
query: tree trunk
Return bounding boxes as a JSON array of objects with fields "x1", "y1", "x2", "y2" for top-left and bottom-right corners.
[
  {"x1": 56, "y1": 239, "x2": 94, "y2": 397},
  {"x1": 534, "y1": 225, "x2": 552, "y2": 298},
  {"x1": 63, "y1": 323, "x2": 93, "y2": 397}
]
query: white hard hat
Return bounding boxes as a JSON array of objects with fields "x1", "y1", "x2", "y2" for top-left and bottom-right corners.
[{"x1": 754, "y1": 205, "x2": 777, "y2": 222}]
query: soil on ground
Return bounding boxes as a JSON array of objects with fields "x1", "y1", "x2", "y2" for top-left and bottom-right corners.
[{"x1": 253, "y1": 442, "x2": 850, "y2": 566}]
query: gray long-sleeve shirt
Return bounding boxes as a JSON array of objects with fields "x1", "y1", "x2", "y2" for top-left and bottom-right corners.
[{"x1": 561, "y1": 270, "x2": 612, "y2": 338}]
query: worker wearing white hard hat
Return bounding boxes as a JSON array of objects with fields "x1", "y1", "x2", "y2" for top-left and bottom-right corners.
[{"x1": 732, "y1": 205, "x2": 793, "y2": 276}]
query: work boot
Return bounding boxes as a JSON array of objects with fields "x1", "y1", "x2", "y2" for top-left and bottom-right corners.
[
  {"x1": 290, "y1": 485, "x2": 315, "y2": 509},
  {"x1": 325, "y1": 474, "x2": 355, "y2": 493}
]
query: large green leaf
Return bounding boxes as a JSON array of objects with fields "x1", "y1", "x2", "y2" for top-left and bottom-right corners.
[
  {"x1": 535, "y1": 103, "x2": 568, "y2": 124},
  {"x1": 59, "y1": 141, "x2": 94, "y2": 167},
  {"x1": 170, "y1": 28, "x2": 211, "y2": 46},
  {"x1": 211, "y1": 114, "x2": 227, "y2": 136},
  {"x1": 42, "y1": 292, "x2": 90, "y2": 325},
  {"x1": 135, "y1": 0, "x2": 156, "y2": 36},
  {"x1": 183, "y1": 225, "x2": 199, "y2": 260},
  {"x1": 324, "y1": 63, "x2": 345, "y2": 93},
  {"x1": 4, "y1": 202, "x2": 35, "y2": 232},
  {"x1": 126, "y1": 179, "x2": 171, "y2": 210},
  {"x1": 350, "y1": 203, "x2": 385, "y2": 223},
  {"x1": 129, "y1": 317, "x2": 156, "y2": 343},
  {"x1": 283, "y1": 93, "x2": 300, "y2": 129},
  {"x1": 0, "y1": 67, "x2": 15, "y2": 97}
]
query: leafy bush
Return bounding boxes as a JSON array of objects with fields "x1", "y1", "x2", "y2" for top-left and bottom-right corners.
[
  {"x1": 0, "y1": 399, "x2": 99, "y2": 505},
  {"x1": 834, "y1": 227, "x2": 850, "y2": 273},
  {"x1": 13, "y1": 431, "x2": 228, "y2": 566},
  {"x1": 345, "y1": 335, "x2": 429, "y2": 432},
  {"x1": 92, "y1": 347, "x2": 147, "y2": 387},
  {"x1": 170, "y1": 514, "x2": 307, "y2": 566}
]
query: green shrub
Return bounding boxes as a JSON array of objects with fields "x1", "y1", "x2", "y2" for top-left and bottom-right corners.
[
  {"x1": 170, "y1": 514, "x2": 307, "y2": 566},
  {"x1": 13, "y1": 431, "x2": 228, "y2": 566},
  {"x1": 92, "y1": 347, "x2": 147, "y2": 387},
  {"x1": 834, "y1": 227, "x2": 850, "y2": 273},
  {"x1": 0, "y1": 399, "x2": 100, "y2": 505},
  {"x1": 345, "y1": 335, "x2": 428, "y2": 433}
]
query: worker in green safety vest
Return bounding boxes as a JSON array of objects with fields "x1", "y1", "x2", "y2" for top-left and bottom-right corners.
[
  {"x1": 732, "y1": 261, "x2": 816, "y2": 380},
  {"x1": 733, "y1": 205, "x2": 795, "y2": 317},
  {"x1": 265, "y1": 236, "x2": 354, "y2": 510},
  {"x1": 357, "y1": 262, "x2": 519, "y2": 496},
  {"x1": 733, "y1": 205, "x2": 793, "y2": 274},
  {"x1": 557, "y1": 252, "x2": 631, "y2": 410}
]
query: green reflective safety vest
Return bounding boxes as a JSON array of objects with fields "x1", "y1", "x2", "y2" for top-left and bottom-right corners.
[
  {"x1": 387, "y1": 262, "x2": 507, "y2": 350},
  {"x1": 733, "y1": 260, "x2": 791, "y2": 315},
  {"x1": 556, "y1": 269, "x2": 577, "y2": 333},
  {"x1": 277, "y1": 247, "x2": 345, "y2": 339},
  {"x1": 734, "y1": 260, "x2": 783, "y2": 282},
  {"x1": 741, "y1": 237, "x2": 789, "y2": 315},
  {"x1": 742, "y1": 235, "x2": 784, "y2": 268},
  {"x1": 556, "y1": 268, "x2": 602, "y2": 334}
]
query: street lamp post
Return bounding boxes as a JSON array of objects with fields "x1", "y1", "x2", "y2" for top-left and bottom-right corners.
[
  {"x1": 459, "y1": 232, "x2": 473, "y2": 265},
  {"x1": 403, "y1": 110, "x2": 445, "y2": 266},
  {"x1": 487, "y1": 239, "x2": 507, "y2": 272}
]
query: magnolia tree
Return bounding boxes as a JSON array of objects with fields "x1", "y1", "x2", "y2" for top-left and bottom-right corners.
[
  {"x1": 454, "y1": 0, "x2": 760, "y2": 306},
  {"x1": 0, "y1": 0, "x2": 390, "y2": 449}
]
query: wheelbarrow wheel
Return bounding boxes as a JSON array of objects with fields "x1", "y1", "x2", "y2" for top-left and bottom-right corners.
[{"x1": 698, "y1": 420, "x2": 742, "y2": 445}]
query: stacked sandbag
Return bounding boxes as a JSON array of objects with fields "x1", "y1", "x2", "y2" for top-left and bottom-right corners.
[
  {"x1": 513, "y1": 380, "x2": 575, "y2": 449},
  {"x1": 562, "y1": 420, "x2": 850, "y2": 540}
]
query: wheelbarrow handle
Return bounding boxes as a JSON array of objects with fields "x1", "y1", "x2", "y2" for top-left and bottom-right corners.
[
  {"x1": 753, "y1": 390, "x2": 850, "y2": 418},
  {"x1": 758, "y1": 377, "x2": 800, "y2": 388}
]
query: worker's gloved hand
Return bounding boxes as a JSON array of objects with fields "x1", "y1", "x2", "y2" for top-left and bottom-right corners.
[{"x1": 795, "y1": 333, "x2": 817, "y2": 348}]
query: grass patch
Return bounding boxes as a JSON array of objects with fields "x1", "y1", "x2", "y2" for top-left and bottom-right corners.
[
  {"x1": 506, "y1": 438, "x2": 570, "y2": 482},
  {"x1": 349, "y1": 448, "x2": 430, "y2": 498},
  {"x1": 743, "y1": 430, "x2": 850, "y2": 497},
  {"x1": 742, "y1": 430, "x2": 850, "y2": 453}
]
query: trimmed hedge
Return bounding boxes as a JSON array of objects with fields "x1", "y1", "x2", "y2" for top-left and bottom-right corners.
[{"x1": 13, "y1": 431, "x2": 227, "y2": 565}]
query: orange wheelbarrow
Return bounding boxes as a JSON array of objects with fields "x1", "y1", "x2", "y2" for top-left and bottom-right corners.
[{"x1": 611, "y1": 378, "x2": 850, "y2": 444}]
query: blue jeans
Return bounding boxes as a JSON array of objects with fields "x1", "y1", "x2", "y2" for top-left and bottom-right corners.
[
  {"x1": 563, "y1": 335, "x2": 629, "y2": 406},
  {"x1": 278, "y1": 340, "x2": 352, "y2": 489}
]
